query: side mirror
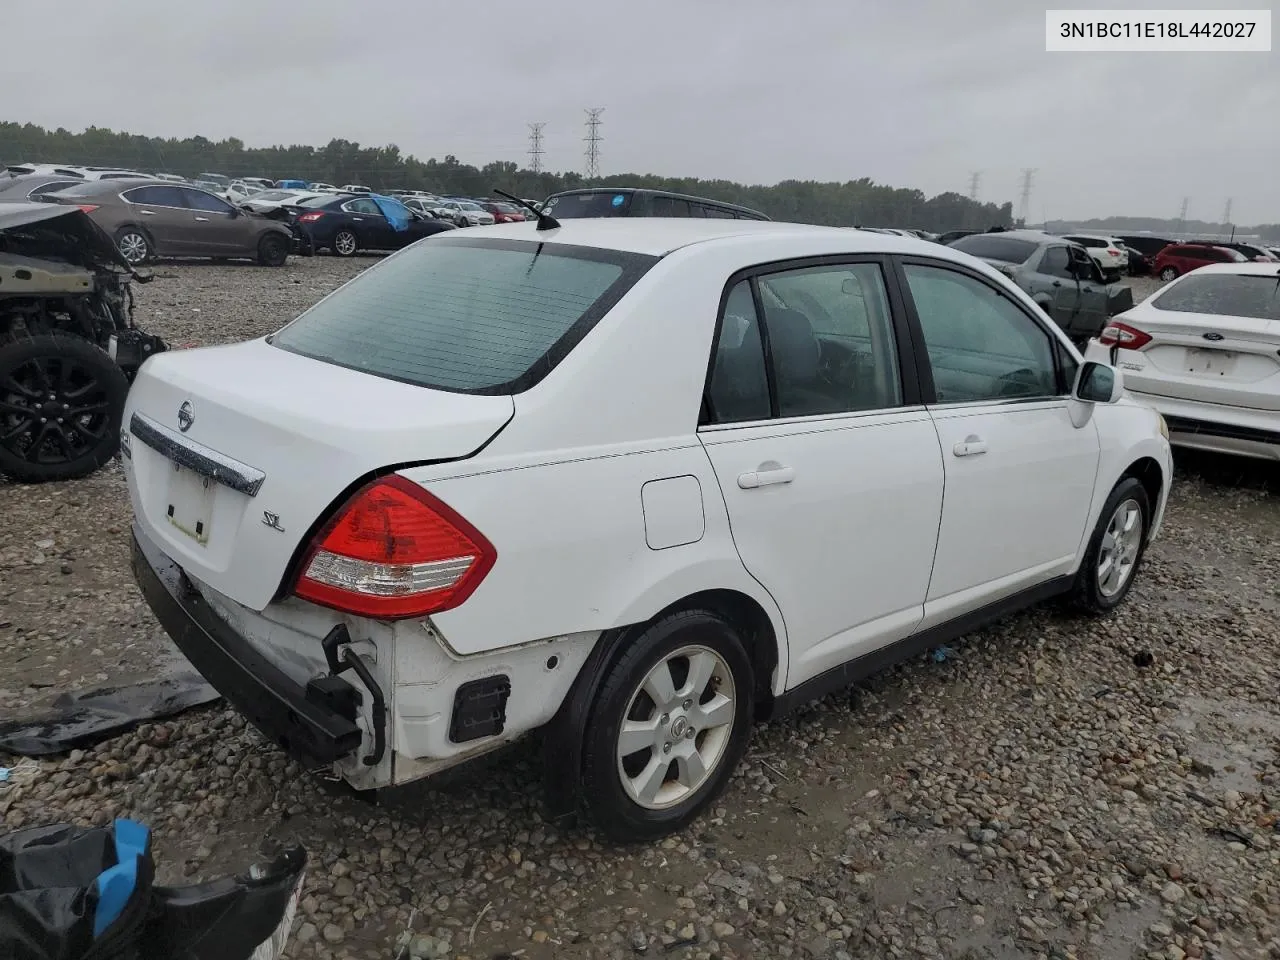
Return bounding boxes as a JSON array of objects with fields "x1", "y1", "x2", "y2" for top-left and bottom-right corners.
[{"x1": 1073, "y1": 360, "x2": 1123, "y2": 404}]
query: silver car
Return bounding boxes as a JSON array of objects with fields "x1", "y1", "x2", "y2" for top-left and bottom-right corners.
[{"x1": 948, "y1": 230, "x2": 1133, "y2": 344}]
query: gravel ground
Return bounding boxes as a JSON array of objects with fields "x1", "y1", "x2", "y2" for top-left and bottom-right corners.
[{"x1": 2, "y1": 261, "x2": 1278, "y2": 960}]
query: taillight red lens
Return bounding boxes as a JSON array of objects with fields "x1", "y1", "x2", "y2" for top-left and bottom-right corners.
[
  {"x1": 77, "y1": 204, "x2": 99, "y2": 213},
  {"x1": 1097, "y1": 321, "x2": 1152, "y2": 350},
  {"x1": 296, "y1": 211, "x2": 326, "y2": 223},
  {"x1": 294, "y1": 476, "x2": 496, "y2": 620}
]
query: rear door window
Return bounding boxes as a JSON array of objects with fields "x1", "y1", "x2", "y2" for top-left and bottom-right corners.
[
  {"x1": 269, "y1": 237, "x2": 658, "y2": 394},
  {"x1": 123, "y1": 185, "x2": 187, "y2": 207}
]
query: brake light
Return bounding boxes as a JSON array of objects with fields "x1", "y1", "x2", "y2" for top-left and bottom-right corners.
[
  {"x1": 294, "y1": 475, "x2": 496, "y2": 620},
  {"x1": 1106, "y1": 248, "x2": 1120, "y2": 256},
  {"x1": 296, "y1": 211, "x2": 326, "y2": 223},
  {"x1": 77, "y1": 204, "x2": 99, "y2": 213},
  {"x1": 1097, "y1": 321, "x2": 1152, "y2": 350}
]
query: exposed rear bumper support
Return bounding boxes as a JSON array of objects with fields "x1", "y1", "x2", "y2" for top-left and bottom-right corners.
[
  {"x1": 1161, "y1": 414, "x2": 1280, "y2": 447},
  {"x1": 131, "y1": 525, "x2": 362, "y2": 765}
]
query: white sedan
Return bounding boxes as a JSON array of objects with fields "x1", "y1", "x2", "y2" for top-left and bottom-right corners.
[
  {"x1": 1085, "y1": 261, "x2": 1280, "y2": 461},
  {"x1": 122, "y1": 219, "x2": 1171, "y2": 841}
]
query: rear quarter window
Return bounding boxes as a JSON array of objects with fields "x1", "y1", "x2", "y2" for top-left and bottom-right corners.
[{"x1": 269, "y1": 237, "x2": 658, "y2": 394}]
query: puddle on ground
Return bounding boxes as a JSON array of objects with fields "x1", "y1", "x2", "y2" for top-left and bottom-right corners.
[{"x1": 1171, "y1": 695, "x2": 1280, "y2": 795}]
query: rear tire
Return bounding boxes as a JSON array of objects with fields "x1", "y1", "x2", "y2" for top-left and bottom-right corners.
[
  {"x1": 1070, "y1": 477, "x2": 1152, "y2": 615},
  {"x1": 331, "y1": 229, "x2": 358, "y2": 257},
  {"x1": 580, "y1": 610, "x2": 754, "y2": 843},
  {"x1": 0, "y1": 333, "x2": 129, "y2": 483},
  {"x1": 1159, "y1": 266, "x2": 1178, "y2": 281},
  {"x1": 114, "y1": 227, "x2": 152, "y2": 265},
  {"x1": 257, "y1": 233, "x2": 289, "y2": 267}
]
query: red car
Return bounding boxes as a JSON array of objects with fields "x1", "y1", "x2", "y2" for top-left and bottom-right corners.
[
  {"x1": 1151, "y1": 243, "x2": 1246, "y2": 281},
  {"x1": 478, "y1": 201, "x2": 526, "y2": 224}
]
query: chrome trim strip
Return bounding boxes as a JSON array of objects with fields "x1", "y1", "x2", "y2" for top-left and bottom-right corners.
[{"x1": 129, "y1": 413, "x2": 265, "y2": 496}]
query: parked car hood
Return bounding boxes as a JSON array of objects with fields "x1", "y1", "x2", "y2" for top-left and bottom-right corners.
[{"x1": 0, "y1": 201, "x2": 139, "y2": 276}]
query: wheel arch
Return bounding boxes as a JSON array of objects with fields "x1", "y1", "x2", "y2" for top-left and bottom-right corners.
[
  {"x1": 539, "y1": 585, "x2": 784, "y2": 827},
  {"x1": 1118, "y1": 455, "x2": 1164, "y2": 539}
]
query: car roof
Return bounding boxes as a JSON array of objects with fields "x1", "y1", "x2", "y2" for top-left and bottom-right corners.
[
  {"x1": 1169, "y1": 261, "x2": 1280, "y2": 277},
  {"x1": 954, "y1": 229, "x2": 1063, "y2": 245},
  {"x1": 453, "y1": 218, "x2": 953, "y2": 257}
]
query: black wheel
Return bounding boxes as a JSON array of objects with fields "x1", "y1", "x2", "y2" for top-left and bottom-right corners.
[
  {"x1": 257, "y1": 233, "x2": 289, "y2": 267},
  {"x1": 1159, "y1": 266, "x2": 1179, "y2": 281},
  {"x1": 0, "y1": 334, "x2": 129, "y2": 483},
  {"x1": 1070, "y1": 477, "x2": 1152, "y2": 615},
  {"x1": 114, "y1": 227, "x2": 152, "y2": 265},
  {"x1": 331, "y1": 229, "x2": 358, "y2": 257},
  {"x1": 581, "y1": 610, "x2": 754, "y2": 842}
]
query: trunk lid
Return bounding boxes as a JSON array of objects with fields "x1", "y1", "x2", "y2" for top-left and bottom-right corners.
[
  {"x1": 124, "y1": 338, "x2": 514, "y2": 610},
  {"x1": 1121, "y1": 309, "x2": 1280, "y2": 411}
]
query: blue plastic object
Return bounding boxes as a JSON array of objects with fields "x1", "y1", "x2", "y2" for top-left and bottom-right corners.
[
  {"x1": 371, "y1": 195, "x2": 411, "y2": 232},
  {"x1": 92, "y1": 818, "x2": 149, "y2": 936},
  {"x1": 611, "y1": 194, "x2": 625, "y2": 207}
]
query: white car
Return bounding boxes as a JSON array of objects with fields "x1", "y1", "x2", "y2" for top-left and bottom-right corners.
[
  {"x1": 400, "y1": 197, "x2": 448, "y2": 219},
  {"x1": 1062, "y1": 234, "x2": 1128, "y2": 278},
  {"x1": 1084, "y1": 262, "x2": 1280, "y2": 461},
  {"x1": 237, "y1": 189, "x2": 326, "y2": 213},
  {"x1": 123, "y1": 220, "x2": 1171, "y2": 840},
  {"x1": 436, "y1": 200, "x2": 494, "y2": 226}
]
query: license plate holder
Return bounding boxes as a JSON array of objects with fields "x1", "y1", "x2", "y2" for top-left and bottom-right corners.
[
  {"x1": 1186, "y1": 348, "x2": 1235, "y2": 376},
  {"x1": 166, "y1": 461, "x2": 215, "y2": 545}
]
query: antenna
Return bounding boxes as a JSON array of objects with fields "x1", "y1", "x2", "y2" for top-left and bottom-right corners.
[
  {"x1": 1017, "y1": 168, "x2": 1036, "y2": 224},
  {"x1": 584, "y1": 108, "x2": 604, "y2": 180},
  {"x1": 967, "y1": 171, "x2": 981, "y2": 201},
  {"x1": 527, "y1": 122, "x2": 546, "y2": 174}
]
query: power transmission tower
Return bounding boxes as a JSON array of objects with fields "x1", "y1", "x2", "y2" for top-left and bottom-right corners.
[
  {"x1": 1221, "y1": 197, "x2": 1232, "y2": 227},
  {"x1": 584, "y1": 108, "x2": 604, "y2": 180},
  {"x1": 1016, "y1": 169, "x2": 1036, "y2": 225},
  {"x1": 1177, "y1": 197, "x2": 1189, "y2": 235},
  {"x1": 967, "y1": 171, "x2": 981, "y2": 201},
  {"x1": 527, "y1": 122, "x2": 546, "y2": 173}
]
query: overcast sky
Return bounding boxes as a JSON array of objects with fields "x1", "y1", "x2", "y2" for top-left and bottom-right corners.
[{"x1": 5, "y1": 0, "x2": 1277, "y2": 222}]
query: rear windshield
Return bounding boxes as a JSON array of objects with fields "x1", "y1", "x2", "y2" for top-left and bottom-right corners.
[
  {"x1": 544, "y1": 192, "x2": 633, "y2": 218},
  {"x1": 949, "y1": 235, "x2": 1038, "y2": 264},
  {"x1": 269, "y1": 237, "x2": 659, "y2": 394},
  {"x1": 1151, "y1": 273, "x2": 1280, "y2": 321}
]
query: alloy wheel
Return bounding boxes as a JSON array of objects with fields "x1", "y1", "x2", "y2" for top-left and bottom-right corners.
[
  {"x1": 118, "y1": 232, "x2": 148, "y2": 264},
  {"x1": 1, "y1": 356, "x2": 113, "y2": 466},
  {"x1": 1097, "y1": 498, "x2": 1143, "y2": 598},
  {"x1": 334, "y1": 231, "x2": 357, "y2": 256},
  {"x1": 615, "y1": 645, "x2": 736, "y2": 810}
]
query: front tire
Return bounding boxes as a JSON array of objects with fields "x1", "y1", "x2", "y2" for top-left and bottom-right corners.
[
  {"x1": 257, "y1": 233, "x2": 289, "y2": 267},
  {"x1": 1159, "y1": 266, "x2": 1179, "y2": 281},
  {"x1": 331, "y1": 229, "x2": 358, "y2": 257},
  {"x1": 581, "y1": 610, "x2": 755, "y2": 843},
  {"x1": 0, "y1": 334, "x2": 129, "y2": 483},
  {"x1": 1071, "y1": 477, "x2": 1152, "y2": 615}
]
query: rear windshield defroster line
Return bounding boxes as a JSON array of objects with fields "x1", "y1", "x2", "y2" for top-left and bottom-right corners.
[{"x1": 269, "y1": 236, "x2": 660, "y2": 396}]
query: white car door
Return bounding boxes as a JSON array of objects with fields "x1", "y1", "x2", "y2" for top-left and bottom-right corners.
[
  {"x1": 896, "y1": 259, "x2": 1101, "y2": 628},
  {"x1": 698, "y1": 259, "x2": 945, "y2": 690}
]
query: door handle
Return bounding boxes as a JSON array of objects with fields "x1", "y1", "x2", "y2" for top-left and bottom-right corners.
[
  {"x1": 1051, "y1": 281, "x2": 1062, "y2": 287},
  {"x1": 139, "y1": 209, "x2": 156, "y2": 216},
  {"x1": 737, "y1": 464, "x2": 795, "y2": 489},
  {"x1": 351, "y1": 217, "x2": 364, "y2": 221},
  {"x1": 194, "y1": 216, "x2": 209, "y2": 222},
  {"x1": 952, "y1": 435, "x2": 987, "y2": 457}
]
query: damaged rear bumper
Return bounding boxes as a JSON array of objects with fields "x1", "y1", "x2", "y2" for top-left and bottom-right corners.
[{"x1": 130, "y1": 524, "x2": 362, "y2": 766}]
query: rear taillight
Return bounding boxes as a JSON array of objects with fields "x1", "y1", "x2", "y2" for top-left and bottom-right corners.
[
  {"x1": 296, "y1": 211, "x2": 326, "y2": 223},
  {"x1": 77, "y1": 204, "x2": 99, "y2": 213},
  {"x1": 1106, "y1": 248, "x2": 1120, "y2": 256},
  {"x1": 293, "y1": 476, "x2": 496, "y2": 620},
  {"x1": 1097, "y1": 321, "x2": 1152, "y2": 350}
]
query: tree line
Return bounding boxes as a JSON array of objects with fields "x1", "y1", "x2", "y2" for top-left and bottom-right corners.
[{"x1": 1, "y1": 122, "x2": 1013, "y2": 232}]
